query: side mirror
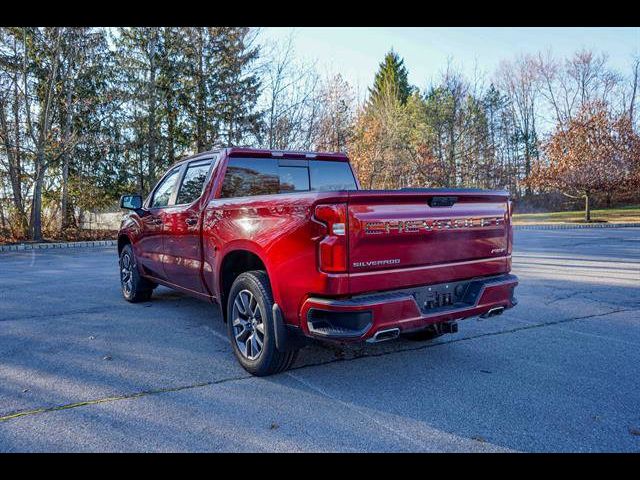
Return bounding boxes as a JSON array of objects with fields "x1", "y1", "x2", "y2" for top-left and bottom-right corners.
[{"x1": 120, "y1": 194, "x2": 143, "y2": 210}]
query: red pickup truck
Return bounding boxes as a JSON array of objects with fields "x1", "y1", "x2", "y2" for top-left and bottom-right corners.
[{"x1": 118, "y1": 148, "x2": 518, "y2": 375}]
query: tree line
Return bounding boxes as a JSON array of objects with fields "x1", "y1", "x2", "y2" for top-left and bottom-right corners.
[
  {"x1": 350, "y1": 50, "x2": 639, "y2": 222},
  {"x1": 1, "y1": 27, "x2": 638, "y2": 241}
]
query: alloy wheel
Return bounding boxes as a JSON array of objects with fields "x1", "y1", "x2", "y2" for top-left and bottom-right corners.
[
  {"x1": 120, "y1": 252, "x2": 133, "y2": 296},
  {"x1": 231, "y1": 289, "x2": 265, "y2": 360}
]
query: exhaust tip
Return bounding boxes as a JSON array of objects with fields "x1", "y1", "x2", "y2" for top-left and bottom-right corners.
[
  {"x1": 367, "y1": 328, "x2": 400, "y2": 343},
  {"x1": 480, "y1": 306, "x2": 505, "y2": 319}
]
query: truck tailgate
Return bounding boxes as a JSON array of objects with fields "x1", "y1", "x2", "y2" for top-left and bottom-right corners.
[{"x1": 347, "y1": 189, "x2": 511, "y2": 292}]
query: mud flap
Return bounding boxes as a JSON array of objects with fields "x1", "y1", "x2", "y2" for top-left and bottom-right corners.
[
  {"x1": 272, "y1": 303, "x2": 294, "y2": 352},
  {"x1": 272, "y1": 303, "x2": 309, "y2": 352}
]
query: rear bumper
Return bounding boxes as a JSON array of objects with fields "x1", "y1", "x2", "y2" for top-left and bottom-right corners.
[{"x1": 300, "y1": 274, "x2": 518, "y2": 342}]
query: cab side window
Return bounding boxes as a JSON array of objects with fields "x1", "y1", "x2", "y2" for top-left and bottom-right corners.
[
  {"x1": 220, "y1": 158, "x2": 279, "y2": 198},
  {"x1": 176, "y1": 160, "x2": 212, "y2": 205},
  {"x1": 150, "y1": 167, "x2": 181, "y2": 208}
]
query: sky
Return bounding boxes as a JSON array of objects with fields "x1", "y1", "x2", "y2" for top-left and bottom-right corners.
[{"x1": 259, "y1": 27, "x2": 640, "y2": 98}]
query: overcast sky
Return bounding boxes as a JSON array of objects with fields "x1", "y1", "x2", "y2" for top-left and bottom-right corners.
[{"x1": 258, "y1": 27, "x2": 639, "y2": 98}]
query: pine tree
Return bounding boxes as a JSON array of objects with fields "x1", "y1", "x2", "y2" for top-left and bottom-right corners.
[
  {"x1": 368, "y1": 50, "x2": 412, "y2": 106},
  {"x1": 181, "y1": 27, "x2": 218, "y2": 152},
  {"x1": 214, "y1": 27, "x2": 262, "y2": 146},
  {"x1": 113, "y1": 27, "x2": 164, "y2": 189},
  {"x1": 180, "y1": 27, "x2": 261, "y2": 150},
  {"x1": 157, "y1": 27, "x2": 191, "y2": 164}
]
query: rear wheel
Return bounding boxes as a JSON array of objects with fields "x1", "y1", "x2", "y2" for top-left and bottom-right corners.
[
  {"x1": 227, "y1": 271, "x2": 298, "y2": 376},
  {"x1": 119, "y1": 244, "x2": 153, "y2": 303}
]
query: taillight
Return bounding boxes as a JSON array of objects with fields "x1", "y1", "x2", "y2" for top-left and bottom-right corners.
[{"x1": 314, "y1": 203, "x2": 348, "y2": 273}]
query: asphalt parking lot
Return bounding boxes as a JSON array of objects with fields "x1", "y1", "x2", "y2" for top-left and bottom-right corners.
[{"x1": 0, "y1": 228, "x2": 639, "y2": 452}]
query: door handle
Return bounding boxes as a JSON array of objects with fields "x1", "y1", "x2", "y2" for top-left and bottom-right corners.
[{"x1": 185, "y1": 218, "x2": 198, "y2": 226}]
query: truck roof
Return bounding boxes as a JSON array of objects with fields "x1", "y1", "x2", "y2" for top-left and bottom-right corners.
[
  {"x1": 226, "y1": 147, "x2": 349, "y2": 161},
  {"x1": 174, "y1": 147, "x2": 349, "y2": 167}
]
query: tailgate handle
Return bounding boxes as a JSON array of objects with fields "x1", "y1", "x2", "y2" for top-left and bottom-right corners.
[{"x1": 428, "y1": 196, "x2": 458, "y2": 207}]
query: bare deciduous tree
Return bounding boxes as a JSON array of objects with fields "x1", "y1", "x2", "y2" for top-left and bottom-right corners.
[
  {"x1": 261, "y1": 33, "x2": 321, "y2": 150},
  {"x1": 496, "y1": 54, "x2": 540, "y2": 194}
]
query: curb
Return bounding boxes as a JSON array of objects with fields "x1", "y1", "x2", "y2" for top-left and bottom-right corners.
[
  {"x1": 0, "y1": 239, "x2": 116, "y2": 253},
  {"x1": 514, "y1": 222, "x2": 640, "y2": 231}
]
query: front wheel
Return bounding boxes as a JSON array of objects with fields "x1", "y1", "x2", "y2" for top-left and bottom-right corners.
[
  {"x1": 119, "y1": 244, "x2": 153, "y2": 303},
  {"x1": 227, "y1": 271, "x2": 298, "y2": 376}
]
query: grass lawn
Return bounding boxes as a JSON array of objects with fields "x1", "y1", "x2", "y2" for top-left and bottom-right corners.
[{"x1": 513, "y1": 205, "x2": 640, "y2": 225}]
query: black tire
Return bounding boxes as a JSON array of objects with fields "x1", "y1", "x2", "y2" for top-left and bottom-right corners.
[
  {"x1": 226, "y1": 270, "x2": 298, "y2": 376},
  {"x1": 403, "y1": 325, "x2": 444, "y2": 342},
  {"x1": 119, "y1": 244, "x2": 153, "y2": 303}
]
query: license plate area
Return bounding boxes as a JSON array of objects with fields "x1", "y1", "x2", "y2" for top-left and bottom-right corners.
[
  {"x1": 349, "y1": 274, "x2": 512, "y2": 315},
  {"x1": 409, "y1": 278, "x2": 487, "y2": 314}
]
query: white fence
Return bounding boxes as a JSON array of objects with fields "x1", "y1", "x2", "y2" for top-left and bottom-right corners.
[{"x1": 79, "y1": 211, "x2": 123, "y2": 231}]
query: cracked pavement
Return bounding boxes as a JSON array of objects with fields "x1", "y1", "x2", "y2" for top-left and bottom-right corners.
[{"x1": 0, "y1": 228, "x2": 639, "y2": 452}]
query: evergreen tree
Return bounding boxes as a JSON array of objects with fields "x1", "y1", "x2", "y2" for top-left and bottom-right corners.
[
  {"x1": 113, "y1": 27, "x2": 164, "y2": 190},
  {"x1": 57, "y1": 28, "x2": 117, "y2": 230},
  {"x1": 181, "y1": 27, "x2": 261, "y2": 150},
  {"x1": 157, "y1": 27, "x2": 191, "y2": 164},
  {"x1": 181, "y1": 27, "x2": 220, "y2": 152},
  {"x1": 213, "y1": 27, "x2": 262, "y2": 146},
  {"x1": 369, "y1": 50, "x2": 412, "y2": 105}
]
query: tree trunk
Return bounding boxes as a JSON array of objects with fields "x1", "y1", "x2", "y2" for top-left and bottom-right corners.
[
  {"x1": 584, "y1": 192, "x2": 591, "y2": 223},
  {"x1": 196, "y1": 29, "x2": 207, "y2": 152},
  {"x1": 0, "y1": 196, "x2": 6, "y2": 230},
  {"x1": 147, "y1": 28, "x2": 158, "y2": 183},
  {"x1": 166, "y1": 87, "x2": 176, "y2": 164},
  {"x1": 30, "y1": 160, "x2": 45, "y2": 241},
  {"x1": 61, "y1": 157, "x2": 70, "y2": 231},
  {"x1": 61, "y1": 78, "x2": 74, "y2": 233},
  {"x1": 524, "y1": 132, "x2": 532, "y2": 197},
  {"x1": 26, "y1": 27, "x2": 62, "y2": 242},
  {"x1": 11, "y1": 35, "x2": 28, "y2": 237},
  {"x1": 0, "y1": 97, "x2": 28, "y2": 237},
  {"x1": 137, "y1": 149, "x2": 145, "y2": 195}
]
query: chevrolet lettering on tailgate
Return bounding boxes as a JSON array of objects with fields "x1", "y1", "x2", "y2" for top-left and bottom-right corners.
[{"x1": 363, "y1": 217, "x2": 503, "y2": 235}]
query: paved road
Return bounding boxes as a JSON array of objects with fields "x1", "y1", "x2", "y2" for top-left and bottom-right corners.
[{"x1": 0, "y1": 229, "x2": 639, "y2": 452}]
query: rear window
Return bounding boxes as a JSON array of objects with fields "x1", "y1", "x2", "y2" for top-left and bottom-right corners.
[
  {"x1": 310, "y1": 160, "x2": 358, "y2": 191},
  {"x1": 220, "y1": 157, "x2": 356, "y2": 198}
]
